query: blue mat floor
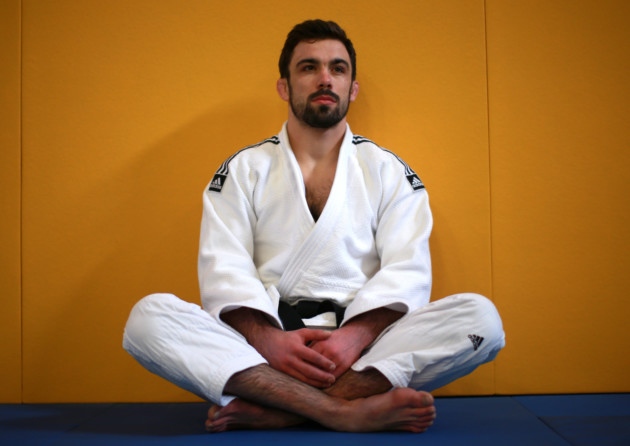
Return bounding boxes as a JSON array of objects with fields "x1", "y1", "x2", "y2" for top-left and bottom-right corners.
[{"x1": 1, "y1": 394, "x2": 628, "y2": 445}]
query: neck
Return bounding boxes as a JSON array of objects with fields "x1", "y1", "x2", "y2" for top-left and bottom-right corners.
[{"x1": 286, "y1": 116, "x2": 347, "y2": 162}]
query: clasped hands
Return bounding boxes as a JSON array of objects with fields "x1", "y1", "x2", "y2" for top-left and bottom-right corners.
[
  {"x1": 221, "y1": 306, "x2": 399, "y2": 389},
  {"x1": 255, "y1": 326, "x2": 364, "y2": 388}
]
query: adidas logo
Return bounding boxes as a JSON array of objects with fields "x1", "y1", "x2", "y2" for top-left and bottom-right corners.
[
  {"x1": 407, "y1": 174, "x2": 425, "y2": 191},
  {"x1": 209, "y1": 174, "x2": 226, "y2": 192},
  {"x1": 468, "y1": 334, "x2": 484, "y2": 351}
]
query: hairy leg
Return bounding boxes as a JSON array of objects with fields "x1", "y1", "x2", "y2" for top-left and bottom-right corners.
[
  {"x1": 205, "y1": 399, "x2": 304, "y2": 431},
  {"x1": 206, "y1": 366, "x2": 391, "y2": 431},
  {"x1": 325, "y1": 367, "x2": 392, "y2": 399},
  {"x1": 206, "y1": 364, "x2": 435, "y2": 433}
]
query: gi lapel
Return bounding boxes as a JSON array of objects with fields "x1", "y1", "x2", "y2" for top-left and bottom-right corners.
[{"x1": 276, "y1": 128, "x2": 352, "y2": 298}]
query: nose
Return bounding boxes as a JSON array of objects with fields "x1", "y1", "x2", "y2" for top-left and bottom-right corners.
[{"x1": 318, "y1": 69, "x2": 332, "y2": 88}]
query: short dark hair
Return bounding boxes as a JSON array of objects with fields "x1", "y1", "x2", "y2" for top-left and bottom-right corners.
[{"x1": 278, "y1": 19, "x2": 357, "y2": 80}]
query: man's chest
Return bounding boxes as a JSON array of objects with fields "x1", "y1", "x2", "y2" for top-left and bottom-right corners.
[{"x1": 304, "y1": 175, "x2": 333, "y2": 221}]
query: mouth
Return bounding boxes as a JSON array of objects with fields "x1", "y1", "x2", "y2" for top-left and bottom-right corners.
[{"x1": 310, "y1": 91, "x2": 339, "y2": 105}]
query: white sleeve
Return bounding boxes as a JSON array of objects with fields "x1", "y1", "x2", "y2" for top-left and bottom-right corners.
[
  {"x1": 342, "y1": 155, "x2": 433, "y2": 322},
  {"x1": 197, "y1": 160, "x2": 281, "y2": 326}
]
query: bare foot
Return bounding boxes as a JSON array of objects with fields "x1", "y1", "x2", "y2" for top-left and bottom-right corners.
[
  {"x1": 205, "y1": 388, "x2": 436, "y2": 433},
  {"x1": 205, "y1": 398, "x2": 305, "y2": 433},
  {"x1": 329, "y1": 388, "x2": 436, "y2": 433}
]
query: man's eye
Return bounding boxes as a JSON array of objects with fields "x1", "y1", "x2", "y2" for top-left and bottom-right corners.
[{"x1": 333, "y1": 65, "x2": 346, "y2": 74}]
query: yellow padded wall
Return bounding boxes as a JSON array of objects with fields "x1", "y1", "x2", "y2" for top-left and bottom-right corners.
[
  {"x1": 13, "y1": 0, "x2": 629, "y2": 403},
  {"x1": 0, "y1": 0, "x2": 22, "y2": 403},
  {"x1": 487, "y1": 0, "x2": 630, "y2": 393},
  {"x1": 19, "y1": 0, "x2": 493, "y2": 402}
]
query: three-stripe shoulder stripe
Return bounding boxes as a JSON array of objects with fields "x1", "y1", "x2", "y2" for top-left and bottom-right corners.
[
  {"x1": 352, "y1": 135, "x2": 425, "y2": 191},
  {"x1": 214, "y1": 136, "x2": 280, "y2": 176},
  {"x1": 209, "y1": 136, "x2": 280, "y2": 192}
]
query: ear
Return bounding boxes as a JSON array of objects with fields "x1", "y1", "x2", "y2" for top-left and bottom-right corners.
[
  {"x1": 276, "y1": 78, "x2": 289, "y2": 101},
  {"x1": 349, "y1": 80, "x2": 359, "y2": 102}
]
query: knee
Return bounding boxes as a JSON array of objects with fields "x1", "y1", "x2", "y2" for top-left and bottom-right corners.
[
  {"x1": 458, "y1": 293, "x2": 505, "y2": 349},
  {"x1": 122, "y1": 293, "x2": 178, "y2": 353}
]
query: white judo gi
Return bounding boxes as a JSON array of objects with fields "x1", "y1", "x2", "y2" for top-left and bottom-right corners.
[{"x1": 123, "y1": 124, "x2": 505, "y2": 405}]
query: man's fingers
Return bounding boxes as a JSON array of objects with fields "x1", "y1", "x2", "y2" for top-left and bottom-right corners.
[
  {"x1": 297, "y1": 328, "x2": 332, "y2": 343},
  {"x1": 286, "y1": 357, "x2": 335, "y2": 387},
  {"x1": 263, "y1": 329, "x2": 336, "y2": 387},
  {"x1": 283, "y1": 343, "x2": 336, "y2": 386},
  {"x1": 299, "y1": 344, "x2": 336, "y2": 373}
]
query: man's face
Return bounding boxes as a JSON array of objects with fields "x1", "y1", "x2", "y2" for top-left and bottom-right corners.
[{"x1": 278, "y1": 39, "x2": 358, "y2": 129}]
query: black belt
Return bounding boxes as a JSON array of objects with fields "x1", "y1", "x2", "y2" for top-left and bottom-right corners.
[{"x1": 278, "y1": 300, "x2": 346, "y2": 331}]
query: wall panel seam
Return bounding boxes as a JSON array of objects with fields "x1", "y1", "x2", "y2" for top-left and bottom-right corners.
[
  {"x1": 482, "y1": 0, "x2": 498, "y2": 395},
  {"x1": 19, "y1": 0, "x2": 24, "y2": 403}
]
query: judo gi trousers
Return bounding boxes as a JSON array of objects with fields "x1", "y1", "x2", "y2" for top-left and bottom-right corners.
[{"x1": 123, "y1": 293, "x2": 505, "y2": 406}]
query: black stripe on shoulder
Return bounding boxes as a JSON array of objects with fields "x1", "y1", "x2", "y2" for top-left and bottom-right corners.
[
  {"x1": 209, "y1": 136, "x2": 280, "y2": 193},
  {"x1": 352, "y1": 135, "x2": 374, "y2": 145},
  {"x1": 353, "y1": 135, "x2": 425, "y2": 192}
]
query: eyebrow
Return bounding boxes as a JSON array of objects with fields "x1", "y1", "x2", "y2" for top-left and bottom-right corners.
[{"x1": 296, "y1": 58, "x2": 350, "y2": 68}]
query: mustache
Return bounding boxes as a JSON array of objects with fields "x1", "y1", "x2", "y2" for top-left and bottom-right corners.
[{"x1": 308, "y1": 90, "x2": 340, "y2": 102}]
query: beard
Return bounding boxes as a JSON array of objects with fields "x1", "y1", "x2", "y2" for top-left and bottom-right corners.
[{"x1": 289, "y1": 86, "x2": 351, "y2": 129}]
